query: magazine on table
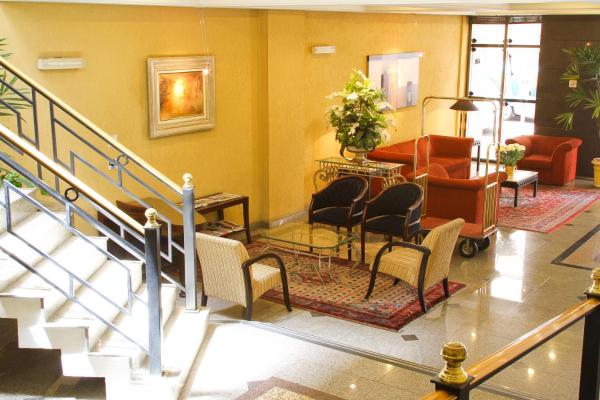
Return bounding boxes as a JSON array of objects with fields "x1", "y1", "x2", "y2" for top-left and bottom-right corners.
[{"x1": 193, "y1": 193, "x2": 242, "y2": 207}]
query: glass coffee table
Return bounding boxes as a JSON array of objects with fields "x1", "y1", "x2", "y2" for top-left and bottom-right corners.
[{"x1": 260, "y1": 222, "x2": 357, "y2": 283}]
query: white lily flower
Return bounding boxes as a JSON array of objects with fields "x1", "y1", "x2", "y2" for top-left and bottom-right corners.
[{"x1": 346, "y1": 92, "x2": 359, "y2": 101}]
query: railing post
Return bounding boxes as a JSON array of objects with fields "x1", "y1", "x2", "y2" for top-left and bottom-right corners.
[
  {"x1": 580, "y1": 268, "x2": 600, "y2": 400},
  {"x1": 430, "y1": 341, "x2": 473, "y2": 400},
  {"x1": 144, "y1": 208, "x2": 162, "y2": 376},
  {"x1": 182, "y1": 173, "x2": 198, "y2": 311}
]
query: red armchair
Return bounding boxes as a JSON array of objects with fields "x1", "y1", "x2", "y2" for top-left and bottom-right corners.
[
  {"x1": 368, "y1": 135, "x2": 474, "y2": 179},
  {"x1": 424, "y1": 165, "x2": 506, "y2": 225},
  {"x1": 505, "y1": 135, "x2": 582, "y2": 186}
]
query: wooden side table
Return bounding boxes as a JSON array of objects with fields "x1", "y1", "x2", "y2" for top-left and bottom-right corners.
[
  {"x1": 500, "y1": 170, "x2": 538, "y2": 207},
  {"x1": 194, "y1": 193, "x2": 252, "y2": 243}
]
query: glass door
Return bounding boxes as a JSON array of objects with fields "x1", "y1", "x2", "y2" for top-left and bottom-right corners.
[{"x1": 466, "y1": 16, "x2": 541, "y2": 160}]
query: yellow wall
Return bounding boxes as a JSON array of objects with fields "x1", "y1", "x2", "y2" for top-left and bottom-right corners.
[{"x1": 0, "y1": 2, "x2": 466, "y2": 225}]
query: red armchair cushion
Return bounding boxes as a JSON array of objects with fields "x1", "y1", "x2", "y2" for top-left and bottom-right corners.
[
  {"x1": 506, "y1": 135, "x2": 582, "y2": 185},
  {"x1": 519, "y1": 154, "x2": 552, "y2": 170}
]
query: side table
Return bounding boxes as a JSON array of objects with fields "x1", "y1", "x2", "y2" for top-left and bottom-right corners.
[
  {"x1": 500, "y1": 170, "x2": 538, "y2": 207},
  {"x1": 194, "y1": 193, "x2": 252, "y2": 243}
]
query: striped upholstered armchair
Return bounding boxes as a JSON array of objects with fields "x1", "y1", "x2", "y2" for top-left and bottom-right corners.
[
  {"x1": 195, "y1": 233, "x2": 292, "y2": 320},
  {"x1": 365, "y1": 218, "x2": 465, "y2": 312}
]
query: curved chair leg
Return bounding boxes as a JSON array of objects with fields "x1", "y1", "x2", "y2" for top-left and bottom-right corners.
[
  {"x1": 200, "y1": 291, "x2": 208, "y2": 307},
  {"x1": 387, "y1": 235, "x2": 393, "y2": 253},
  {"x1": 244, "y1": 300, "x2": 253, "y2": 321},
  {"x1": 443, "y1": 278, "x2": 450, "y2": 298},
  {"x1": 418, "y1": 290, "x2": 427, "y2": 313},
  {"x1": 280, "y1": 270, "x2": 293, "y2": 312},
  {"x1": 365, "y1": 268, "x2": 378, "y2": 299}
]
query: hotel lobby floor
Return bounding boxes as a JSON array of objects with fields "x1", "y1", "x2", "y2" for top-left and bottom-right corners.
[
  {"x1": 184, "y1": 322, "x2": 507, "y2": 400},
  {"x1": 198, "y1": 180, "x2": 599, "y2": 400}
]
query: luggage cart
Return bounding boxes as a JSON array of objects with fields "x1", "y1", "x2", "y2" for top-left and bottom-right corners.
[{"x1": 417, "y1": 143, "x2": 501, "y2": 258}]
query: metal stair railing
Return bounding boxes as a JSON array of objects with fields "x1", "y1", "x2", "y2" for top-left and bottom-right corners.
[
  {"x1": 0, "y1": 124, "x2": 164, "y2": 375},
  {"x1": 0, "y1": 56, "x2": 197, "y2": 310}
]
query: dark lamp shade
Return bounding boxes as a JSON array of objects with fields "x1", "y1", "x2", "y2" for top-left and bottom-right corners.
[{"x1": 449, "y1": 99, "x2": 479, "y2": 112}]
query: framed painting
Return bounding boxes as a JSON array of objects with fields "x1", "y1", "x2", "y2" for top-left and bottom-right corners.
[
  {"x1": 147, "y1": 56, "x2": 215, "y2": 139},
  {"x1": 367, "y1": 52, "x2": 421, "y2": 110}
]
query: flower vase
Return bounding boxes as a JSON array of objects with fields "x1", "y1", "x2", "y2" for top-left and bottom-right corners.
[
  {"x1": 505, "y1": 165, "x2": 516, "y2": 180},
  {"x1": 346, "y1": 146, "x2": 371, "y2": 164}
]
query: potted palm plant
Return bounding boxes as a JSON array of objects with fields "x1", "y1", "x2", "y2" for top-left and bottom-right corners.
[
  {"x1": 327, "y1": 70, "x2": 393, "y2": 163},
  {"x1": 556, "y1": 43, "x2": 600, "y2": 188}
]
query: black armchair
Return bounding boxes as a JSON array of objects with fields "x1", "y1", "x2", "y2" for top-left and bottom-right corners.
[
  {"x1": 360, "y1": 182, "x2": 423, "y2": 263},
  {"x1": 308, "y1": 175, "x2": 368, "y2": 260}
]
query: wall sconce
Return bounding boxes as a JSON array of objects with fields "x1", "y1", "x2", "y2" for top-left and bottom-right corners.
[
  {"x1": 37, "y1": 58, "x2": 85, "y2": 70},
  {"x1": 311, "y1": 45, "x2": 336, "y2": 55}
]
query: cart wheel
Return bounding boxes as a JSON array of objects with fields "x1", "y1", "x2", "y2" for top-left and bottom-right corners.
[
  {"x1": 477, "y1": 237, "x2": 491, "y2": 250},
  {"x1": 459, "y1": 239, "x2": 479, "y2": 258}
]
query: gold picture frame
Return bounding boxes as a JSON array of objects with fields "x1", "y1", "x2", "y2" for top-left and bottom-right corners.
[{"x1": 147, "y1": 56, "x2": 215, "y2": 139}]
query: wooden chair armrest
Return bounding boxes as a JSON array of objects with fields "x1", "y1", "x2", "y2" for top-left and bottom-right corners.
[{"x1": 241, "y1": 252, "x2": 287, "y2": 274}]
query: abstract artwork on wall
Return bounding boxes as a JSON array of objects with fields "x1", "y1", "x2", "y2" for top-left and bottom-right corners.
[
  {"x1": 147, "y1": 56, "x2": 215, "y2": 139},
  {"x1": 367, "y1": 52, "x2": 421, "y2": 109}
]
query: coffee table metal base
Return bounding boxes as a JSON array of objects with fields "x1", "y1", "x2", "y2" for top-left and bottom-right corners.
[{"x1": 260, "y1": 242, "x2": 336, "y2": 284}]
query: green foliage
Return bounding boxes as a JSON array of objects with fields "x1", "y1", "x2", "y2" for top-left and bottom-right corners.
[
  {"x1": 0, "y1": 167, "x2": 33, "y2": 189},
  {"x1": 499, "y1": 143, "x2": 526, "y2": 166},
  {"x1": 0, "y1": 38, "x2": 31, "y2": 117},
  {"x1": 327, "y1": 70, "x2": 393, "y2": 151},
  {"x1": 556, "y1": 44, "x2": 600, "y2": 136}
]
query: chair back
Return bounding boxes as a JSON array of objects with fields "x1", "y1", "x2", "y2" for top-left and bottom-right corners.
[
  {"x1": 314, "y1": 175, "x2": 368, "y2": 209},
  {"x1": 195, "y1": 233, "x2": 250, "y2": 306},
  {"x1": 421, "y1": 218, "x2": 465, "y2": 289},
  {"x1": 366, "y1": 182, "x2": 423, "y2": 219}
]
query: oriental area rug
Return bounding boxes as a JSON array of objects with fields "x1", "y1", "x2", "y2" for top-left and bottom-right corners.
[
  {"x1": 246, "y1": 243, "x2": 464, "y2": 331},
  {"x1": 498, "y1": 185, "x2": 600, "y2": 234}
]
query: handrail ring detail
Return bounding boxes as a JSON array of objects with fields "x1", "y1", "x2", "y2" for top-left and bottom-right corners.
[
  {"x1": 116, "y1": 154, "x2": 130, "y2": 167},
  {"x1": 64, "y1": 187, "x2": 80, "y2": 202}
]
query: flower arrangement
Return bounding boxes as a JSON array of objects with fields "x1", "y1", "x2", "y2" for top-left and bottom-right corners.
[
  {"x1": 327, "y1": 70, "x2": 393, "y2": 154},
  {"x1": 499, "y1": 143, "x2": 526, "y2": 166}
]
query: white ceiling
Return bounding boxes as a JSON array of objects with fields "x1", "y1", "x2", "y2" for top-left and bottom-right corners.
[{"x1": 4, "y1": 0, "x2": 600, "y2": 14}]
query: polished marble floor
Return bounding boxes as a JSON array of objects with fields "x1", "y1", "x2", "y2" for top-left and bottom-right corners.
[
  {"x1": 184, "y1": 322, "x2": 507, "y2": 400},
  {"x1": 192, "y1": 180, "x2": 599, "y2": 400}
]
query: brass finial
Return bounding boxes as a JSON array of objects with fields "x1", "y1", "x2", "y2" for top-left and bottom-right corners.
[
  {"x1": 182, "y1": 173, "x2": 194, "y2": 189},
  {"x1": 438, "y1": 341, "x2": 469, "y2": 385},
  {"x1": 589, "y1": 268, "x2": 600, "y2": 296},
  {"x1": 145, "y1": 208, "x2": 160, "y2": 228}
]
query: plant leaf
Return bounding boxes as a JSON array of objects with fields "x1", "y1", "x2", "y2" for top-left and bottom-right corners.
[{"x1": 555, "y1": 112, "x2": 574, "y2": 130}]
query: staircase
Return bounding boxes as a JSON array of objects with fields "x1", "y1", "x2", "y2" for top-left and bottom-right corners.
[
  {"x1": 0, "y1": 57, "x2": 208, "y2": 398},
  {"x1": 0, "y1": 318, "x2": 106, "y2": 399}
]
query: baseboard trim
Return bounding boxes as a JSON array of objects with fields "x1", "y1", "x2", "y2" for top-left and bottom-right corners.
[{"x1": 267, "y1": 210, "x2": 307, "y2": 228}]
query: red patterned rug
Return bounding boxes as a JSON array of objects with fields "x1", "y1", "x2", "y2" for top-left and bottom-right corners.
[
  {"x1": 247, "y1": 243, "x2": 465, "y2": 331},
  {"x1": 498, "y1": 185, "x2": 600, "y2": 233}
]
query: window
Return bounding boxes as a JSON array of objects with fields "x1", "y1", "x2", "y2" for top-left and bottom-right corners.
[{"x1": 466, "y1": 16, "x2": 542, "y2": 157}]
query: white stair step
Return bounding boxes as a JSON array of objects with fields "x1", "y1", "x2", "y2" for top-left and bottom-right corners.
[
  {"x1": 46, "y1": 259, "x2": 143, "y2": 352},
  {"x1": 59, "y1": 284, "x2": 178, "y2": 379},
  {"x1": 8, "y1": 236, "x2": 109, "y2": 319},
  {"x1": 0, "y1": 212, "x2": 70, "y2": 291},
  {"x1": 143, "y1": 308, "x2": 209, "y2": 399},
  {"x1": 95, "y1": 284, "x2": 178, "y2": 368},
  {"x1": 105, "y1": 308, "x2": 210, "y2": 400},
  {"x1": 0, "y1": 187, "x2": 38, "y2": 233}
]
